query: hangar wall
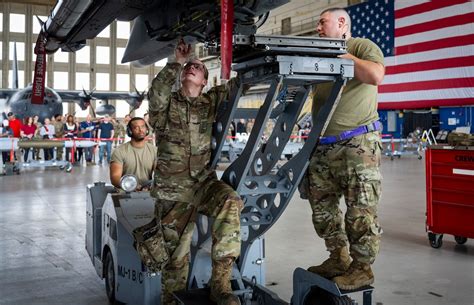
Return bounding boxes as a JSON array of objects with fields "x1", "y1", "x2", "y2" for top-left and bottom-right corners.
[{"x1": 0, "y1": 1, "x2": 163, "y2": 119}]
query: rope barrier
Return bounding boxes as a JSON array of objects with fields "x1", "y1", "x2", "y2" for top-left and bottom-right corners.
[{"x1": 2, "y1": 134, "x2": 310, "y2": 162}]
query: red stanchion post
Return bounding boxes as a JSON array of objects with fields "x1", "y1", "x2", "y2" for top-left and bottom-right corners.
[
  {"x1": 71, "y1": 140, "x2": 76, "y2": 163},
  {"x1": 10, "y1": 139, "x2": 14, "y2": 162}
]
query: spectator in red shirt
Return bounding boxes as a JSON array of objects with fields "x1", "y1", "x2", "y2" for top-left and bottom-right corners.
[
  {"x1": 20, "y1": 116, "x2": 37, "y2": 162},
  {"x1": 7, "y1": 112, "x2": 22, "y2": 138}
]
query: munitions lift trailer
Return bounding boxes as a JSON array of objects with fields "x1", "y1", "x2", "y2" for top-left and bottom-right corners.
[
  {"x1": 0, "y1": 138, "x2": 73, "y2": 175},
  {"x1": 85, "y1": 35, "x2": 373, "y2": 305}
]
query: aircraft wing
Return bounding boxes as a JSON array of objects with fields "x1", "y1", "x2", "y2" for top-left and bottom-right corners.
[
  {"x1": 0, "y1": 89, "x2": 18, "y2": 99},
  {"x1": 42, "y1": 0, "x2": 289, "y2": 67},
  {"x1": 56, "y1": 90, "x2": 138, "y2": 102},
  {"x1": 56, "y1": 89, "x2": 146, "y2": 115}
]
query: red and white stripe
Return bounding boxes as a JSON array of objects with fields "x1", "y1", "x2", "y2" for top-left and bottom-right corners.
[{"x1": 378, "y1": 0, "x2": 474, "y2": 110}]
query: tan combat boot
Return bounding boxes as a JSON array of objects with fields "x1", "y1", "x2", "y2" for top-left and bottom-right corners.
[
  {"x1": 210, "y1": 258, "x2": 241, "y2": 305},
  {"x1": 307, "y1": 246, "x2": 351, "y2": 279},
  {"x1": 333, "y1": 261, "x2": 374, "y2": 290}
]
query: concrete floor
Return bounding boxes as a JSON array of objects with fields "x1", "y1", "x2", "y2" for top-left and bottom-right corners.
[{"x1": 0, "y1": 155, "x2": 473, "y2": 305}]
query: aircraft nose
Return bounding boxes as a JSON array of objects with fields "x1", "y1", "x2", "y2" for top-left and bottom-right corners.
[{"x1": 96, "y1": 104, "x2": 116, "y2": 116}]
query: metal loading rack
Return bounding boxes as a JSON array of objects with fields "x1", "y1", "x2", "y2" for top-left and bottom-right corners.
[
  {"x1": 85, "y1": 34, "x2": 372, "y2": 305},
  {"x1": 232, "y1": 34, "x2": 348, "y2": 61},
  {"x1": 181, "y1": 34, "x2": 356, "y2": 305}
]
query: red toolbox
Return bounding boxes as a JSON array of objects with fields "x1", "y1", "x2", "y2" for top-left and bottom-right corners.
[{"x1": 425, "y1": 145, "x2": 474, "y2": 248}]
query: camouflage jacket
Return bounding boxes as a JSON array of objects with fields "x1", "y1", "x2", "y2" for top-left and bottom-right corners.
[
  {"x1": 114, "y1": 122, "x2": 126, "y2": 137},
  {"x1": 148, "y1": 62, "x2": 237, "y2": 202},
  {"x1": 52, "y1": 120, "x2": 64, "y2": 137}
]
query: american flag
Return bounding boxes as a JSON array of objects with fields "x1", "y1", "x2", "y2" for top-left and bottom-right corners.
[{"x1": 347, "y1": 0, "x2": 474, "y2": 110}]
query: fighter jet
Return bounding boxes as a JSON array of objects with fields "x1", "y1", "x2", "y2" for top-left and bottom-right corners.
[
  {"x1": 0, "y1": 45, "x2": 146, "y2": 123},
  {"x1": 41, "y1": 0, "x2": 289, "y2": 67}
]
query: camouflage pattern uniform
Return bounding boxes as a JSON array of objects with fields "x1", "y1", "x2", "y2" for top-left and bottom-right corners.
[
  {"x1": 148, "y1": 63, "x2": 243, "y2": 305},
  {"x1": 306, "y1": 37, "x2": 384, "y2": 274},
  {"x1": 33, "y1": 121, "x2": 42, "y2": 160},
  {"x1": 307, "y1": 132, "x2": 383, "y2": 264},
  {"x1": 113, "y1": 119, "x2": 125, "y2": 146},
  {"x1": 52, "y1": 119, "x2": 64, "y2": 160}
]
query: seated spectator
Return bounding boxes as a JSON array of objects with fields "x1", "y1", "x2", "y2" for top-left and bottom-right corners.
[
  {"x1": 39, "y1": 118, "x2": 55, "y2": 161},
  {"x1": 0, "y1": 120, "x2": 14, "y2": 165},
  {"x1": 20, "y1": 116, "x2": 37, "y2": 162},
  {"x1": 63, "y1": 114, "x2": 78, "y2": 162}
]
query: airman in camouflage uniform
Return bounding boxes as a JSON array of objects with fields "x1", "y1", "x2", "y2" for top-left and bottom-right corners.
[
  {"x1": 33, "y1": 115, "x2": 42, "y2": 160},
  {"x1": 303, "y1": 8, "x2": 385, "y2": 290},
  {"x1": 148, "y1": 39, "x2": 243, "y2": 305},
  {"x1": 112, "y1": 118, "x2": 125, "y2": 146},
  {"x1": 52, "y1": 114, "x2": 64, "y2": 160}
]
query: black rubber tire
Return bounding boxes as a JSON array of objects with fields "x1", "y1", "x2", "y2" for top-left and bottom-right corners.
[
  {"x1": 454, "y1": 236, "x2": 468, "y2": 245},
  {"x1": 304, "y1": 287, "x2": 353, "y2": 305},
  {"x1": 104, "y1": 251, "x2": 116, "y2": 303},
  {"x1": 428, "y1": 232, "x2": 443, "y2": 249}
]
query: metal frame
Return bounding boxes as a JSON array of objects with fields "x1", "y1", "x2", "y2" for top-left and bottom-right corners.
[
  {"x1": 187, "y1": 34, "x2": 354, "y2": 303},
  {"x1": 85, "y1": 34, "x2": 357, "y2": 305},
  {"x1": 292, "y1": 268, "x2": 373, "y2": 305}
]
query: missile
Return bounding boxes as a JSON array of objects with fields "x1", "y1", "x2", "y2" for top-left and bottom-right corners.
[
  {"x1": 0, "y1": 139, "x2": 101, "y2": 151},
  {"x1": 18, "y1": 140, "x2": 65, "y2": 149},
  {"x1": 0, "y1": 138, "x2": 19, "y2": 152}
]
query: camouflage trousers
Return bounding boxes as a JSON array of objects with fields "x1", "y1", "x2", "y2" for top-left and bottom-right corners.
[
  {"x1": 55, "y1": 146, "x2": 63, "y2": 160},
  {"x1": 306, "y1": 131, "x2": 383, "y2": 265},
  {"x1": 156, "y1": 174, "x2": 243, "y2": 305}
]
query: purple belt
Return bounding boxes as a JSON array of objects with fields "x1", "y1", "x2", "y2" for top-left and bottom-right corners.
[{"x1": 319, "y1": 121, "x2": 382, "y2": 145}]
